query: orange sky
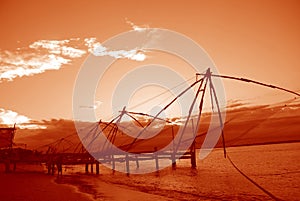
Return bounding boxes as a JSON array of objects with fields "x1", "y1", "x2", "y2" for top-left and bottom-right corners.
[{"x1": 0, "y1": 0, "x2": 300, "y2": 121}]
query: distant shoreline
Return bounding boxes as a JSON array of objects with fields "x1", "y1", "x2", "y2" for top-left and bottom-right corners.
[{"x1": 213, "y1": 139, "x2": 300, "y2": 149}]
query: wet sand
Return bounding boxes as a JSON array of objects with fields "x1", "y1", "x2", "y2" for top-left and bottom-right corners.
[
  {"x1": 56, "y1": 175, "x2": 172, "y2": 201},
  {"x1": 0, "y1": 172, "x2": 172, "y2": 201},
  {"x1": 0, "y1": 172, "x2": 93, "y2": 201}
]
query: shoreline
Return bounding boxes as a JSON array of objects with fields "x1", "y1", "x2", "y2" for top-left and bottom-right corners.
[
  {"x1": 55, "y1": 174, "x2": 173, "y2": 201},
  {"x1": 0, "y1": 142, "x2": 299, "y2": 201},
  {"x1": 55, "y1": 142, "x2": 299, "y2": 201},
  {"x1": 216, "y1": 139, "x2": 300, "y2": 149}
]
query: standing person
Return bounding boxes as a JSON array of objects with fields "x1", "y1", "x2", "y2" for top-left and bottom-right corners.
[{"x1": 56, "y1": 155, "x2": 63, "y2": 177}]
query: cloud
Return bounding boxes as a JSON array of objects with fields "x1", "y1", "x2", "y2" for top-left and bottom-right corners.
[
  {"x1": 29, "y1": 39, "x2": 86, "y2": 58},
  {"x1": 0, "y1": 20, "x2": 152, "y2": 82},
  {"x1": 0, "y1": 108, "x2": 29, "y2": 124},
  {"x1": 0, "y1": 37, "x2": 147, "y2": 82},
  {"x1": 18, "y1": 124, "x2": 47, "y2": 129},
  {"x1": 0, "y1": 51, "x2": 70, "y2": 81},
  {"x1": 125, "y1": 18, "x2": 148, "y2": 32},
  {"x1": 80, "y1": 100, "x2": 103, "y2": 109},
  {"x1": 0, "y1": 39, "x2": 76, "y2": 82},
  {"x1": 84, "y1": 37, "x2": 146, "y2": 61},
  {"x1": 0, "y1": 108, "x2": 46, "y2": 129}
]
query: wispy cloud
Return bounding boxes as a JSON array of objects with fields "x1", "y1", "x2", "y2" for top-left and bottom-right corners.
[
  {"x1": 79, "y1": 100, "x2": 103, "y2": 109},
  {"x1": 0, "y1": 49, "x2": 68, "y2": 80},
  {"x1": 0, "y1": 38, "x2": 82, "y2": 82},
  {"x1": 29, "y1": 38, "x2": 86, "y2": 58},
  {"x1": 84, "y1": 37, "x2": 146, "y2": 61},
  {"x1": 0, "y1": 36, "x2": 147, "y2": 82},
  {"x1": 0, "y1": 108, "x2": 46, "y2": 129},
  {"x1": 125, "y1": 18, "x2": 148, "y2": 32}
]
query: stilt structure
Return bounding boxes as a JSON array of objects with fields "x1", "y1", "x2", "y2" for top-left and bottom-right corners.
[
  {"x1": 3, "y1": 68, "x2": 298, "y2": 175},
  {"x1": 82, "y1": 68, "x2": 300, "y2": 174},
  {"x1": 0, "y1": 125, "x2": 16, "y2": 173},
  {"x1": 76, "y1": 69, "x2": 228, "y2": 174}
]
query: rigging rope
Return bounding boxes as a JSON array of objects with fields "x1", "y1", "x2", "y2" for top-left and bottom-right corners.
[
  {"x1": 127, "y1": 76, "x2": 196, "y2": 110},
  {"x1": 196, "y1": 73, "x2": 300, "y2": 97},
  {"x1": 227, "y1": 154, "x2": 282, "y2": 201}
]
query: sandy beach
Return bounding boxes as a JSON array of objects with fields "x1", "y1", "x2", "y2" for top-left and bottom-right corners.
[
  {"x1": 56, "y1": 175, "x2": 173, "y2": 201},
  {"x1": 0, "y1": 170, "x2": 172, "y2": 201},
  {"x1": 0, "y1": 172, "x2": 93, "y2": 201}
]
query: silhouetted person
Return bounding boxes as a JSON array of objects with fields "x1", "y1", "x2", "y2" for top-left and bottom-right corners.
[
  {"x1": 47, "y1": 158, "x2": 53, "y2": 175},
  {"x1": 47, "y1": 161, "x2": 51, "y2": 174},
  {"x1": 4, "y1": 159, "x2": 10, "y2": 173},
  {"x1": 51, "y1": 163, "x2": 55, "y2": 175},
  {"x1": 56, "y1": 156, "x2": 63, "y2": 177}
]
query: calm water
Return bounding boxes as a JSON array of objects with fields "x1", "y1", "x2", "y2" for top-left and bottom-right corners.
[{"x1": 64, "y1": 142, "x2": 300, "y2": 200}]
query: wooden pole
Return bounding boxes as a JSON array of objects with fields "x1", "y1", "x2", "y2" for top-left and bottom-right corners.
[
  {"x1": 171, "y1": 126, "x2": 176, "y2": 169},
  {"x1": 90, "y1": 162, "x2": 94, "y2": 174},
  {"x1": 111, "y1": 154, "x2": 115, "y2": 173},
  {"x1": 208, "y1": 74, "x2": 227, "y2": 158},
  {"x1": 85, "y1": 163, "x2": 89, "y2": 173},
  {"x1": 96, "y1": 161, "x2": 99, "y2": 175},
  {"x1": 154, "y1": 147, "x2": 159, "y2": 172},
  {"x1": 191, "y1": 72, "x2": 209, "y2": 168},
  {"x1": 135, "y1": 155, "x2": 139, "y2": 169},
  {"x1": 171, "y1": 152, "x2": 176, "y2": 169},
  {"x1": 191, "y1": 143, "x2": 196, "y2": 168},
  {"x1": 125, "y1": 154, "x2": 130, "y2": 176},
  {"x1": 175, "y1": 76, "x2": 205, "y2": 153}
]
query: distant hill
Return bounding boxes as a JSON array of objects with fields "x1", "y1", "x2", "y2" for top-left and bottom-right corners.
[{"x1": 11, "y1": 101, "x2": 300, "y2": 154}]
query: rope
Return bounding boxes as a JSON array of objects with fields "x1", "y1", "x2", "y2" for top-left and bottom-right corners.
[
  {"x1": 127, "y1": 76, "x2": 196, "y2": 110},
  {"x1": 227, "y1": 154, "x2": 282, "y2": 201},
  {"x1": 126, "y1": 77, "x2": 205, "y2": 150},
  {"x1": 196, "y1": 73, "x2": 300, "y2": 97}
]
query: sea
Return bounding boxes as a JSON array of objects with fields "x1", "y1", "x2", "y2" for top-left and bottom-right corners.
[{"x1": 60, "y1": 142, "x2": 300, "y2": 200}]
